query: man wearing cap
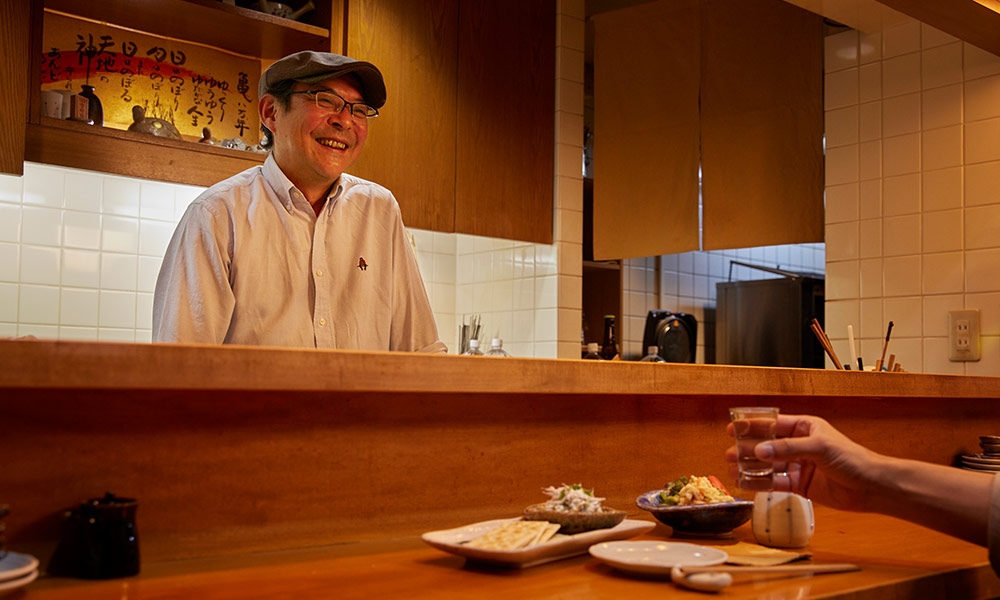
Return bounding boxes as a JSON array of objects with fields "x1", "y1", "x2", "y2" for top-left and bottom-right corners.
[{"x1": 153, "y1": 51, "x2": 446, "y2": 352}]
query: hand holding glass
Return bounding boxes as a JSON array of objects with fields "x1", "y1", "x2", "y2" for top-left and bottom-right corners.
[{"x1": 729, "y1": 407, "x2": 779, "y2": 491}]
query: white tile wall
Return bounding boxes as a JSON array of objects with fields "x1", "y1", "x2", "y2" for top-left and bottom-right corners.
[
  {"x1": 824, "y1": 23, "x2": 1000, "y2": 375},
  {"x1": 0, "y1": 162, "x2": 565, "y2": 356}
]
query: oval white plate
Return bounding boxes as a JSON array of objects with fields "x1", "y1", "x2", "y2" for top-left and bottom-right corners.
[
  {"x1": 0, "y1": 552, "x2": 39, "y2": 583},
  {"x1": 589, "y1": 541, "x2": 728, "y2": 576},
  {"x1": 422, "y1": 518, "x2": 655, "y2": 568}
]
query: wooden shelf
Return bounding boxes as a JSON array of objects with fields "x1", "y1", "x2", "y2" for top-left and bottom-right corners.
[
  {"x1": 44, "y1": 0, "x2": 331, "y2": 58},
  {"x1": 583, "y1": 259, "x2": 621, "y2": 271},
  {"x1": 8, "y1": 339, "x2": 999, "y2": 398},
  {"x1": 20, "y1": 0, "x2": 333, "y2": 185},
  {"x1": 26, "y1": 117, "x2": 266, "y2": 187}
]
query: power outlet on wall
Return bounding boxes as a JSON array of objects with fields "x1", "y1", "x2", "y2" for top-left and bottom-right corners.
[{"x1": 948, "y1": 309, "x2": 981, "y2": 362}]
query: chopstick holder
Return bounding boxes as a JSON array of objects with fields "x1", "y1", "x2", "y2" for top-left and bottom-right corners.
[{"x1": 810, "y1": 319, "x2": 843, "y2": 370}]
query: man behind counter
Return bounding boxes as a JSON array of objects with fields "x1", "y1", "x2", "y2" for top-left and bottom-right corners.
[{"x1": 153, "y1": 51, "x2": 446, "y2": 353}]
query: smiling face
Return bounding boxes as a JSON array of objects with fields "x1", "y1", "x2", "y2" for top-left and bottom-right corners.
[{"x1": 259, "y1": 75, "x2": 369, "y2": 205}]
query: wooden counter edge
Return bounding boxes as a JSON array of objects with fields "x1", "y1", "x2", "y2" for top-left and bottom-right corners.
[{"x1": 3, "y1": 339, "x2": 998, "y2": 398}]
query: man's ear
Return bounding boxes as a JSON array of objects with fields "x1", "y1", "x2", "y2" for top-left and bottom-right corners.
[{"x1": 259, "y1": 94, "x2": 278, "y2": 134}]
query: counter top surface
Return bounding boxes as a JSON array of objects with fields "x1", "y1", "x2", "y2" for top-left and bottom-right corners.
[
  {"x1": 3, "y1": 339, "x2": 998, "y2": 397},
  {"x1": 16, "y1": 508, "x2": 1000, "y2": 599}
]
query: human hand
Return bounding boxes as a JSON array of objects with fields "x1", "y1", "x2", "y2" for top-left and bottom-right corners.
[{"x1": 725, "y1": 414, "x2": 882, "y2": 512}]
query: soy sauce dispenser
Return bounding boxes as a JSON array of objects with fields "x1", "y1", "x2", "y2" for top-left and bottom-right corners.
[
  {"x1": 600, "y1": 315, "x2": 619, "y2": 360},
  {"x1": 52, "y1": 493, "x2": 140, "y2": 579}
]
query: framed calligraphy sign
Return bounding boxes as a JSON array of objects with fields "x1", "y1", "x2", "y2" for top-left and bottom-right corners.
[{"x1": 42, "y1": 12, "x2": 262, "y2": 144}]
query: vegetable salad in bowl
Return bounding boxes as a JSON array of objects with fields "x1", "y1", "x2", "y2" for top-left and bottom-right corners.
[
  {"x1": 637, "y1": 475, "x2": 752, "y2": 537},
  {"x1": 658, "y1": 475, "x2": 734, "y2": 506}
]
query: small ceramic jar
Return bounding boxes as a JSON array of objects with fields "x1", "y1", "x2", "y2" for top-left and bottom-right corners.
[{"x1": 752, "y1": 491, "x2": 814, "y2": 548}]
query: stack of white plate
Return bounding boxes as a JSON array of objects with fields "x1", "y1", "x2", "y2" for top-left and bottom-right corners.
[
  {"x1": 960, "y1": 435, "x2": 1000, "y2": 473},
  {"x1": 0, "y1": 551, "x2": 39, "y2": 593}
]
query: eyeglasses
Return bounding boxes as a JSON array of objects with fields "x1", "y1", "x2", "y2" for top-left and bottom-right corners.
[{"x1": 290, "y1": 90, "x2": 379, "y2": 119}]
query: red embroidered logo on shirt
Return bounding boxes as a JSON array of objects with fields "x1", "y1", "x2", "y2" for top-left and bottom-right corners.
[{"x1": 358, "y1": 257, "x2": 367, "y2": 271}]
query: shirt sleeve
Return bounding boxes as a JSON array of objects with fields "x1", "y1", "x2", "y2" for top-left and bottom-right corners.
[
  {"x1": 152, "y1": 199, "x2": 236, "y2": 344},
  {"x1": 990, "y1": 472, "x2": 1000, "y2": 577},
  {"x1": 388, "y1": 206, "x2": 447, "y2": 353}
]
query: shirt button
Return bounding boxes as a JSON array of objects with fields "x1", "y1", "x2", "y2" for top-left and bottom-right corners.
[
  {"x1": 315, "y1": 269, "x2": 323, "y2": 277},
  {"x1": 319, "y1": 318, "x2": 327, "y2": 326}
]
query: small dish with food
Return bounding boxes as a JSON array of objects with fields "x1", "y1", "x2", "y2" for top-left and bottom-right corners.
[
  {"x1": 523, "y1": 484, "x2": 627, "y2": 534},
  {"x1": 637, "y1": 475, "x2": 753, "y2": 537}
]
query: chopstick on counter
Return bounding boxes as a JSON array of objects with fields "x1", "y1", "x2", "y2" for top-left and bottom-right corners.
[
  {"x1": 810, "y1": 319, "x2": 843, "y2": 370},
  {"x1": 677, "y1": 563, "x2": 861, "y2": 576},
  {"x1": 876, "y1": 321, "x2": 894, "y2": 371}
]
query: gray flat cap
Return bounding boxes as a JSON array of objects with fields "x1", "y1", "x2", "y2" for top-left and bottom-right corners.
[{"x1": 259, "y1": 51, "x2": 386, "y2": 108}]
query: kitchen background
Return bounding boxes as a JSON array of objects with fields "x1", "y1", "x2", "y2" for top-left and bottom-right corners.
[
  {"x1": 0, "y1": 159, "x2": 822, "y2": 359},
  {"x1": 1, "y1": 4, "x2": 998, "y2": 374}
]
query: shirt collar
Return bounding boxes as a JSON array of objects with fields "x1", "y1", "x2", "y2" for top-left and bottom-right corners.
[{"x1": 261, "y1": 154, "x2": 344, "y2": 214}]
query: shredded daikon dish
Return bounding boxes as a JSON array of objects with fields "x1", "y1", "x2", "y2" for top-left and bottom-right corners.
[{"x1": 541, "y1": 484, "x2": 605, "y2": 513}]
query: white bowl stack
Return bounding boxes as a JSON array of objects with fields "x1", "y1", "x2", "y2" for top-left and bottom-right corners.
[
  {"x1": 0, "y1": 505, "x2": 40, "y2": 594},
  {"x1": 960, "y1": 435, "x2": 1000, "y2": 472}
]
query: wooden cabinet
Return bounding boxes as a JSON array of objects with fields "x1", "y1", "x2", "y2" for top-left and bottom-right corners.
[
  {"x1": 346, "y1": 0, "x2": 459, "y2": 234},
  {"x1": 453, "y1": 1, "x2": 555, "y2": 244},
  {"x1": 0, "y1": 2, "x2": 30, "y2": 176},
  {"x1": 348, "y1": 0, "x2": 555, "y2": 243},
  {"x1": 5, "y1": 0, "x2": 555, "y2": 243}
]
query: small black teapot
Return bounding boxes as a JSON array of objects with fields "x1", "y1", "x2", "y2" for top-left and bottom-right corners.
[{"x1": 52, "y1": 493, "x2": 140, "y2": 579}]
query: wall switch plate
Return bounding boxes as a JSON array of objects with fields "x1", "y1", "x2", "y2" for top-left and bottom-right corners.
[{"x1": 948, "y1": 309, "x2": 981, "y2": 362}]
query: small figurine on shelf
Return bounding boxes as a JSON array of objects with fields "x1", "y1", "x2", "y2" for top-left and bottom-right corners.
[
  {"x1": 253, "y1": 0, "x2": 314, "y2": 21},
  {"x1": 220, "y1": 137, "x2": 248, "y2": 151},
  {"x1": 127, "y1": 106, "x2": 181, "y2": 139},
  {"x1": 198, "y1": 127, "x2": 218, "y2": 145}
]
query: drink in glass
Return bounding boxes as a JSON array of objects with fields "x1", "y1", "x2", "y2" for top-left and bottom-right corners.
[{"x1": 729, "y1": 406, "x2": 779, "y2": 491}]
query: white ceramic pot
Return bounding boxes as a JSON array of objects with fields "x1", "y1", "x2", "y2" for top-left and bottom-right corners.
[
  {"x1": 752, "y1": 491, "x2": 814, "y2": 548},
  {"x1": 40, "y1": 90, "x2": 63, "y2": 118}
]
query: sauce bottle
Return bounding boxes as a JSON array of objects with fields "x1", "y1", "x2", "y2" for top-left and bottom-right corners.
[{"x1": 600, "y1": 315, "x2": 619, "y2": 360}]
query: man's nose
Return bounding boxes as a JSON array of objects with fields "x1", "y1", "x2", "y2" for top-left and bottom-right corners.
[{"x1": 327, "y1": 107, "x2": 353, "y2": 128}]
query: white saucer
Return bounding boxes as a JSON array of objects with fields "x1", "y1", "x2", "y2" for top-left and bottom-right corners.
[
  {"x1": 588, "y1": 541, "x2": 728, "y2": 576},
  {"x1": 0, "y1": 569, "x2": 38, "y2": 593},
  {"x1": 963, "y1": 454, "x2": 1000, "y2": 465},
  {"x1": 0, "y1": 552, "x2": 39, "y2": 583},
  {"x1": 963, "y1": 464, "x2": 1000, "y2": 472}
]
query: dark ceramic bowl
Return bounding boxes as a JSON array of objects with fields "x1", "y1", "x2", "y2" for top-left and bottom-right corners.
[
  {"x1": 522, "y1": 503, "x2": 626, "y2": 534},
  {"x1": 636, "y1": 490, "x2": 753, "y2": 537}
]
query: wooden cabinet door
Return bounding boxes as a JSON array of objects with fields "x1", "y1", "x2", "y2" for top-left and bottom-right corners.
[
  {"x1": 347, "y1": 0, "x2": 555, "y2": 242},
  {"x1": 0, "y1": 1, "x2": 31, "y2": 176},
  {"x1": 454, "y1": 0, "x2": 555, "y2": 244},
  {"x1": 347, "y1": 0, "x2": 459, "y2": 234}
]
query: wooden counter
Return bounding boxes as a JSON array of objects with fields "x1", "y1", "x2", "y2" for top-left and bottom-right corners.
[
  {"x1": 2, "y1": 340, "x2": 999, "y2": 596},
  {"x1": 17, "y1": 508, "x2": 1000, "y2": 599}
]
